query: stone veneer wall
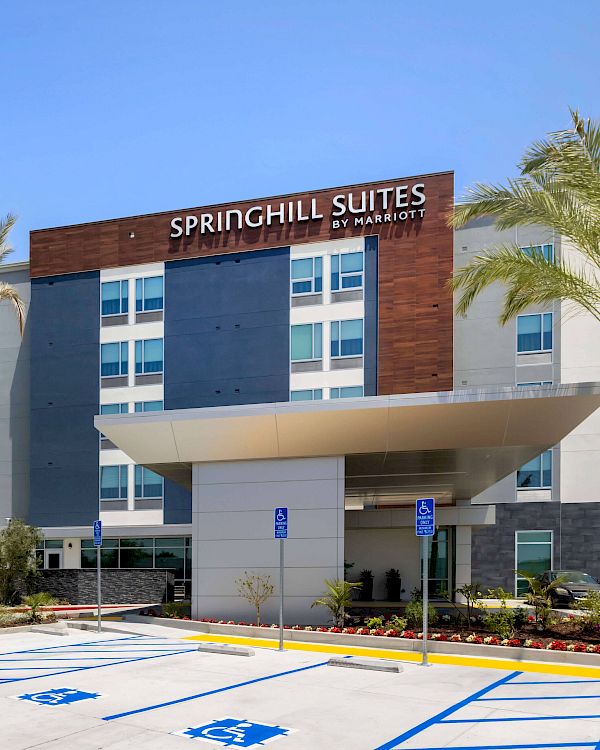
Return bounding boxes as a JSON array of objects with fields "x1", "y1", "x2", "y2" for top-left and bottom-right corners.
[
  {"x1": 471, "y1": 502, "x2": 600, "y2": 592},
  {"x1": 37, "y1": 569, "x2": 174, "y2": 605}
]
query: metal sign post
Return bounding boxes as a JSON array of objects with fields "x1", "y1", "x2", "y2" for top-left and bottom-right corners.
[
  {"x1": 93, "y1": 520, "x2": 102, "y2": 633},
  {"x1": 415, "y1": 498, "x2": 435, "y2": 667},
  {"x1": 274, "y1": 507, "x2": 288, "y2": 652}
]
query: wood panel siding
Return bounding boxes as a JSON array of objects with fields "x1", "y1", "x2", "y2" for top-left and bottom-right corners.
[{"x1": 30, "y1": 172, "x2": 454, "y2": 395}]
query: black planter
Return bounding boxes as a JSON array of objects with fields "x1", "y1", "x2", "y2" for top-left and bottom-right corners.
[{"x1": 358, "y1": 571, "x2": 374, "y2": 601}]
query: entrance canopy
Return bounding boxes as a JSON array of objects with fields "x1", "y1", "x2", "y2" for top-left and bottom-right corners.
[{"x1": 95, "y1": 383, "x2": 600, "y2": 501}]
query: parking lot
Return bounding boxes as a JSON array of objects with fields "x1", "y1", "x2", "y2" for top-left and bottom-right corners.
[{"x1": 0, "y1": 623, "x2": 599, "y2": 749}]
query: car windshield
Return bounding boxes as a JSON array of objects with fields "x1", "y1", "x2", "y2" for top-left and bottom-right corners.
[{"x1": 553, "y1": 571, "x2": 597, "y2": 585}]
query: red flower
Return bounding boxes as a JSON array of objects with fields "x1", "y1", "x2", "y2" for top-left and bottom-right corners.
[
  {"x1": 573, "y1": 642, "x2": 587, "y2": 652},
  {"x1": 403, "y1": 630, "x2": 416, "y2": 639},
  {"x1": 345, "y1": 627, "x2": 356, "y2": 635},
  {"x1": 527, "y1": 615, "x2": 535, "y2": 622},
  {"x1": 548, "y1": 640, "x2": 567, "y2": 651},
  {"x1": 530, "y1": 641, "x2": 544, "y2": 649},
  {"x1": 356, "y1": 627, "x2": 370, "y2": 635},
  {"x1": 385, "y1": 629, "x2": 399, "y2": 637},
  {"x1": 329, "y1": 627, "x2": 342, "y2": 633},
  {"x1": 507, "y1": 639, "x2": 522, "y2": 648}
]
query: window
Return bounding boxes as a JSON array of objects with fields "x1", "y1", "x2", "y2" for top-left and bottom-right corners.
[
  {"x1": 136, "y1": 276, "x2": 164, "y2": 312},
  {"x1": 134, "y1": 466, "x2": 163, "y2": 499},
  {"x1": 517, "y1": 450, "x2": 552, "y2": 490},
  {"x1": 290, "y1": 323, "x2": 322, "y2": 361},
  {"x1": 101, "y1": 342, "x2": 128, "y2": 377},
  {"x1": 101, "y1": 280, "x2": 128, "y2": 316},
  {"x1": 134, "y1": 401, "x2": 164, "y2": 412},
  {"x1": 517, "y1": 313, "x2": 552, "y2": 353},
  {"x1": 517, "y1": 381, "x2": 553, "y2": 387},
  {"x1": 331, "y1": 319, "x2": 363, "y2": 357},
  {"x1": 81, "y1": 536, "x2": 192, "y2": 596},
  {"x1": 100, "y1": 465, "x2": 128, "y2": 500},
  {"x1": 291, "y1": 257, "x2": 322, "y2": 295},
  {"x1": 331, "y1": 252, "x2": 364, "y2": 291},
  {"x1": 515, "y1": 531, "x2": 552, "y2": 596},
  {"x1": 521, "y1": 244, "x2": 553, "y2": 262},
  {"x1": 424, "y1": 528, "x2": 450, "y2": 597},
  {"x1": 290, "y1": 389, "x2": 323, "y2": 401},
  {"x1": 135, "y1": 338, "x2": 163, "y2": 374},
  {"x1": 330, "y1": 386, "x2": 364, "y2": 399}
]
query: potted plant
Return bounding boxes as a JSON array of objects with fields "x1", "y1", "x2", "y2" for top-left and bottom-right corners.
[
  {"x1": 358, "y1": 569, "x2": 374, "y2": 601},
  {"x1": 385, "y1": 568, "x2": 402, "y2": 601}
]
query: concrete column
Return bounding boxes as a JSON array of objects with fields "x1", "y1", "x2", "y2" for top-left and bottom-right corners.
[
  {"x1": 454, "y1": 525, "x2": 472, "y2": 601},
  {"x1": 192, "y1": 456, "x2": 345, "y2": 625}
]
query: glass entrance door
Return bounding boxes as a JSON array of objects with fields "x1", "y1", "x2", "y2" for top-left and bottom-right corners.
[{"x1": 44, "y1": 550, "x2": 63, "y2": 569}]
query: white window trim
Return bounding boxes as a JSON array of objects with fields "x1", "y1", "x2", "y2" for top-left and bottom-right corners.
[
  {"x1": 134, "y1": 465, "x2": 164, "y2": 500},
  {"x1": 135, "y1": 338, "x2": 165, "y2": 375},
  {"x1": 516, "y1": 449, "x2": 553, "y2": 491},
  {"x1": 516, "y1": 312, "x2": 553, "y2": 355},
  {"x1": 290, "y1": 323, "x2": 323, "y2": 363},
  {"x1": 100, "y1": 342, "x2": 129, "y2": 378},
  {"x1": 332, "y1": 251, "x2": 365, "y2": 292},
  {"x1": 330, "y1": 318, "x2": 364, "y2": 359},
  {"x1": 100, "y1": 464, "x2": 128, "y2": 501},
  {"x1": 290, "y1": 257, "x2": 323, "y2": 297},
  {"x1": 135, "y1": 275, "x2": 165, "y2": 313},
  {"x1": 101, "y1": 279, "x2": 129, "y2": 318},
  {"x1": 514, "y1": 529, "x2": 553, "y2": 597}
]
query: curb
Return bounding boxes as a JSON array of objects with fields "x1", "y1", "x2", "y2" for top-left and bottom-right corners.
[{"x1": 124, "y1": 615, "x2": 600, "y2": 667}]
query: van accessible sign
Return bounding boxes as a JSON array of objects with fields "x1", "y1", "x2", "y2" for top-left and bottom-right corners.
[{"x1": 170, "y1": 183, "x2": 427, "y2": 238}]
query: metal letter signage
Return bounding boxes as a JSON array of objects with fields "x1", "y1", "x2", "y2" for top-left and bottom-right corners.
[
  {"x1": 274, "y1": 507, "x2": 288, "y2": 539},
  {"x1": 415, "y1": 498, "x2": 435, "y2": 537}
]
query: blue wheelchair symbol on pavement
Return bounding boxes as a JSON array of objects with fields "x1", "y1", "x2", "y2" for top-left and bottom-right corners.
[
  {"x1": 174, "y1": 717, "x2": 293, "y2": 748},
  {"x1": 14, "y1": 687, "x2": 101, "y2": 706}
]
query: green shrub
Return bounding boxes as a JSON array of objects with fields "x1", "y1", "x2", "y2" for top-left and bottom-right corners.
[
  {"x1": 405, "y1": 599, "x2": 438, "y2": 629},
  {"x1": 577, "y1": 591, "x2": 600, "y2": 632},
  {"x1": 163, "y1": 601, "x2": 190, "y2": 619},
  {"x1": 365, "y1": 616, "x2": 384, "y2": 630},
  {"x1": 387, "y1": 614, "x2": 407, "y2": 631},
  {"x1": 22, "y1": 592, "x2": 57, "y2": 623},
  {"x1": 483, "y1": 606, "x2": 517, "y2": 639}
]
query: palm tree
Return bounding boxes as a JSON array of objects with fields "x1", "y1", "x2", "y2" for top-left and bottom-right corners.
[
  {"x1": 0, "y1": 214, "x2": 25, "y2": 334},
  {"x1": 448, "y1": 109, "x2": 600, "y2": 324}
]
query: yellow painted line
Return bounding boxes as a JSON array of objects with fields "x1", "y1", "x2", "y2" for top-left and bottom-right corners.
[{"x1": 183, "y1": 632, "x2": 600, "y2": 678}]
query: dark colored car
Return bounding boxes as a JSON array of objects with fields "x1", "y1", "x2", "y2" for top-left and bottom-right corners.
[{"x1": 539, "y1": 570, "x2": 600, "y2": 608}]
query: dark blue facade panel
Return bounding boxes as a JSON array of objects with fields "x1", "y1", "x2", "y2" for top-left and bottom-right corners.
[
  {"x1": 364, "y1": 235, "x2": 378, "y2": 397},
  {"x1": 30, "y1": 272, "x2": 100, "y2": 527},
  {"x1": 164, "y1": 247, "x2": 291, "y2": 523}
]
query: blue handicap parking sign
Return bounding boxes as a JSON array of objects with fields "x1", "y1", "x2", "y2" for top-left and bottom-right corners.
[
  {"x1": 14, "y1": 687, "x2": 101, "y2": 706},
  {"x1": 415, "y1": 497, "x2": 435, "y2": 536},
  {"x1": 274, "y1": 507, "x2": 288, "y2": 539},
  {"x1": 175, "y1": 717, "x2": 293, "y2": 748}
]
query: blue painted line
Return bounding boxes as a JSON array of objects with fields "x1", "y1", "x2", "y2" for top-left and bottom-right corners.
[
  {"x1": 511, "y1": 680, "x2": 600, "y2": 686},
  {"x1": 102, "y1": 660, "x2": 331, "y2": 721},
  {"x1": 371, "y1": 670, "x2": 522, "y2": 750},
  {"x1": 402, "y1": 743, "x2": 598, "y2": 749},
  {"x1": 0, "y1": 648, "x2": 197, "y2": 686},
  {"x1": 477, "y1": 695, "x2": 600, "y2": 701},
  {"x1": 0, "y1": 635, "x2": 145, "y2": 659},
  {"x1": 441, "y1": 714, "x2": 600, "y2": 724}
]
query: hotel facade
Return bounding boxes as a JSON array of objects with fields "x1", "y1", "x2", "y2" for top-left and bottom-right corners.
[{"x1": 2, "y1": 172, "x2": 600, "y2": 622}]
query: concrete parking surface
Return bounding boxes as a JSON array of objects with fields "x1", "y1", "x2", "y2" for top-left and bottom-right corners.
[{"x1": 0, "y1": 623, "x2": 598, "y2": 749}]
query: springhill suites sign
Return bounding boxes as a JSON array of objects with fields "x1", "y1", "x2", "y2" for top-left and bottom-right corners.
[{"x1": 169, "y1": 182, "x2": 427, "y2": 238}]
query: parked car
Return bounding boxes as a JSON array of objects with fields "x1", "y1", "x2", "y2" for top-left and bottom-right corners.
[{"x1": 539, "y1": 570, "x2": 600, "y2": 608}]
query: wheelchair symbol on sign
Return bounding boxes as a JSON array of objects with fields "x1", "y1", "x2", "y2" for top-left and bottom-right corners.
[
  {"x1": 418, "y1": 500, "x2": 430, "y2": 515},
  {"x1": 276, "y1": 509, "x2": 286, "y2": 522}
]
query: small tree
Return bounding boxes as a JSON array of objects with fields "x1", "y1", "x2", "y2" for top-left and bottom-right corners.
[
  {"x1": 311, "y1": 579, "x2": 361, "y2": 627},
  {"x1": 22, "y1": 592, "x2": 57, "y2": 623},
  {"x1": 455, "y1": 583, "x2": 483, "y2": 625},
  {"x1": 236, "y1": 571, "x2": 274, "y2": 626},
  {"x1": 516, "y1": 570, "x2": 568, "y2": 630},
  {"x1": 0, "y1": 520, "x2": 43, "y2": 604}
]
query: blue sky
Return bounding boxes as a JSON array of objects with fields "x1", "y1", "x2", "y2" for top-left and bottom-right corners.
[{"x1": 2, "y1": 2, "x2": 599, "y2": 262}]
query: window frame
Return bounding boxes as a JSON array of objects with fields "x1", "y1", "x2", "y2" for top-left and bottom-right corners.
[
  {"x1": 514, "y1": 530, "x2": 553, "y2": 597},
  {"x1": 520, "y1": 244, "x2": 554, "y2": 263},
  {"x1": 330, "y1": 385, "x2": 364, "y2": 399},
  {"x1": 290, "y1": 389, "x2": 323, "y2": 402},
  {"x1": 134, "y1": 465, "x2": 164, "y2": 500},
  {"x1": 290, "y1": 257, "x2": 323, "y2": 297},
  {"x1": 135, "y1": 338, "x2": 164, "y2": 375},
  {"x1": 516, "y1": 449, "x2": 552, "y2": 491},
  {"x1": 101, "y1": 279, "x2": 129, "y2": 317},
  {"x1": 331, "y1": 251, "x2": 364, "y2": 292},
  {"x1": 134, "y1": 400, "x2": 164, "y2": 412},
  {"x1": 135, "y1": 276, "x2": 164, "y2": 313},
  {"x1": 516, "y1": 381, "x2": 553, "y2": 387},
  {"x1": 330, "y1": 318, "x2": 364, "y2": 359},
  {"x1": 99, "y1": 464, "x2": 128, "y2": 501},
  {"x1": 516, "y1": 312, "x2": 553, "y2": 354},
  {"x1": 290, "y1": 323, "x2": 323, "y2": 362},
  {"x1": 100, "y1": 342, "x2": 129, "y2": 378}
]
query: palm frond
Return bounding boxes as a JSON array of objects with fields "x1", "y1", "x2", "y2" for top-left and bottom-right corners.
[
  {"x1": 449, "y1": 244, "x2": 600, "y2": 324},
  {"x1": 0, "y1": 283, "x2": 26, "y2": 335}
]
